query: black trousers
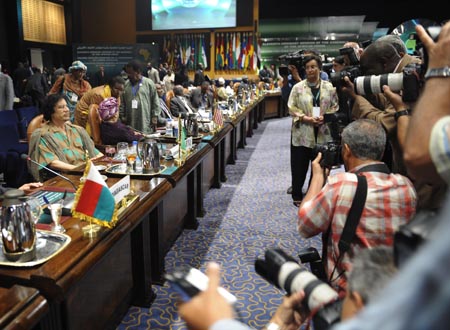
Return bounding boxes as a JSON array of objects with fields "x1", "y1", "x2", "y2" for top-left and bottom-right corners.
[{"x1": 290, "y1": 144, "x2": 313, "y2": 202}]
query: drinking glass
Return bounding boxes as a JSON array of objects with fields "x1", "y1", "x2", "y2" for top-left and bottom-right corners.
[
  {"x1": 116, "y1": 142, "x2": 129, "y2": 168},
  {"x1": 126, "y1": 146, "x2": 137, "y2": 173},
  {"x1": 104, "y1": 145, "x2": 116, "y2": 166},
  {"x1": 26, "y1": 196, "x2": 43, "y2": 224},
  {"x1": 49, "y1": 203, "x2": 65, "y2": 233}
]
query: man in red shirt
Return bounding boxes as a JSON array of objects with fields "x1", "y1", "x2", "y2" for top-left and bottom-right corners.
[{"x1": 298, "y1": 119, "x2": 417, "y2": 293}]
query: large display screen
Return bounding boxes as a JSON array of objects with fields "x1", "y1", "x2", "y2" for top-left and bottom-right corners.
[{"x1": 151, "y1": 0, "x2": 236, "y2": 31}]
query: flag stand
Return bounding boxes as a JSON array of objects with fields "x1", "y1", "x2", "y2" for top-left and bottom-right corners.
[{"x1": 82, "y1": 221, "x2": 101, "y2": 238}]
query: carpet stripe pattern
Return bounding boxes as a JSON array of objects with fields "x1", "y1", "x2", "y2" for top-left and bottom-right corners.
[{"x1": 118, "y1": 117, "x2": 321, "y2": 330}]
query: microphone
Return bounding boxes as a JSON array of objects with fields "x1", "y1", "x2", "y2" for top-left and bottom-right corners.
[{"x1": 21, "y1": 154, "x2": 78, "y2": 191}]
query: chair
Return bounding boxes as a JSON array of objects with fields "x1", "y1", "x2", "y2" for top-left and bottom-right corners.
[
  {"x1": 16, "y1": 106, "x2": 39, "y2": 140},
  {"x1": 26, "y1": 114, "x2": 46, "y2": 142},
  {"x1": 165, "y1": 90, "x2": 174, "y2": 109},
  {"x1": 0, "y1": 110, "x2": 19, "y2": 125},
  {"x1": 88, "y1": 104, "x2": 103, "y2": 146}
]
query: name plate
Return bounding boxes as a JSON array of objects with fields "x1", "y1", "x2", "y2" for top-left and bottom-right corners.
[{"x1": 110, "y1": 175, "x2": 130, "y2": 203}]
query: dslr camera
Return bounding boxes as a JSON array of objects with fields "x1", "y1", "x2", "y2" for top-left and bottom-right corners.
[
  {"x1": 255, "y1": 248, "x2": 342, "y2": 330},
  {"x1": 353, "y1": 63, "x2": 422, "y2": 102},
  {"x1": 329, "y1": 46, "x2": 362, "y2": 90},
  {"x1": 311, "y1": 112, "x2": 348, "y2": 168}
]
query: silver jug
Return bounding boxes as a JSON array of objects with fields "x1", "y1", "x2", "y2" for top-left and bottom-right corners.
[
  {"x1": 138, "y1": 138, "x2": 161, "y2": 174},
  {"x1": 184, "y1": 113, "x2": 199, "y2": 137},
  {"x1": 0, "y1": 189, "x2": 36, "y2": 262}
]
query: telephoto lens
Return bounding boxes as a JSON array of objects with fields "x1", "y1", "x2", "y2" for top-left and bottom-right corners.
[{"x1": 255, "y1": 248, "x2": 342, "y2": 330}]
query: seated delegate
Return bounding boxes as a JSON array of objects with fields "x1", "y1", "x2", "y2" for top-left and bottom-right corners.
[{"x1": 28, "y1": 94, "x2": 102, "y2": 181}]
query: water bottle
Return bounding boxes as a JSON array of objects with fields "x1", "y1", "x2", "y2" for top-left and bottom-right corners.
[{"x1": 166, "y1": 118, "x2": 173, "y2": 137}]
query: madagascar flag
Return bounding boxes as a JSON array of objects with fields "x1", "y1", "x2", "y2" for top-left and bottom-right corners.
[{"x1": 72, "y1": 161, "x2": 118, "y2": 228}]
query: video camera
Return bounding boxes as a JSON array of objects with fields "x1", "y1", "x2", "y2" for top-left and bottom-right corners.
[
  {"x1": 278, "y1": 50, "x2": 306, "y2": 77},
  {"x1": 255, "y1": 248, "x2": 342, "y2": 330}
]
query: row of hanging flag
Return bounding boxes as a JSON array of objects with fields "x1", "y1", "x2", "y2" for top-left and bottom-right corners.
[
  {"x1": 215, "y1": 32, "x2": 261, "y2": 71},
  {"x1": 161, "y1": 32, "x2": 262, "y2": 71},
  {"x1": 162, "y1": 34, "x2": 208, "y2": 70}
]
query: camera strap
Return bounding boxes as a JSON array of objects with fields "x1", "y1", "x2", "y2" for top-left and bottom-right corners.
[
  {"x1": 338, "y1": 174, "x2": 368, "y2": 254},
  {"x1": 327, "y1": 163, "x2": 390, "y2": 283}
]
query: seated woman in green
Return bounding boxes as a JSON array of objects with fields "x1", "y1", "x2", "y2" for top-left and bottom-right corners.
[{"x1": 28, "y1": 94, "x2": 103, "y2": 181}]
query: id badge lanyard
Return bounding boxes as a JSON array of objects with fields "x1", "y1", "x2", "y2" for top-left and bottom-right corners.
[{"x1": 131, "y1": 79, "x2": 142, "y2": 109}]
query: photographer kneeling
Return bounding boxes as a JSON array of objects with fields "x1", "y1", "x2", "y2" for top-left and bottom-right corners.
[{"x1": 298, "y1": 119, "x2": 416, "y2": 294}]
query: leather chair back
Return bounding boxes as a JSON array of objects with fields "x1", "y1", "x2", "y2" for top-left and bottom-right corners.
[
  {"x1": 26, "y1": 114, "x2": 46, "y2": 142},
  {"x1": 166, "y1": 90, "x2": 175, "y2": 109}
]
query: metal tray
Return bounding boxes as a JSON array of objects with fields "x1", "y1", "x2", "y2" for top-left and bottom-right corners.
[
  {"x1": 105, "y1": 164, "x2": 166, "y2": 176},
  {"x1": 0, "y1": 230, "x2": 71, "y2": 267}
]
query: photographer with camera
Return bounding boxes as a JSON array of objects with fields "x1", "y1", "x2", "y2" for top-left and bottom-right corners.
[
  {"x1": 298, "y1": 119, "x2": 416, "y2": 294},
  {"x1": 287, "y1": 54, "x2": 339, "y2": 206},
  {"x1": 341, "y1": 38, "x2": 447, "y2": 211},
  {"x1": 176, "y1": 246, "x2": 397, "y2": 330}
]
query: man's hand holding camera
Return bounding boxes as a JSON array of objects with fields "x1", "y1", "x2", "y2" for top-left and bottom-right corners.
[{"x1": 299, "y1": 152, "x2": 330, "y2": 208}]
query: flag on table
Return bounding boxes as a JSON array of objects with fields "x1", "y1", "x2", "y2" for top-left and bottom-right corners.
[
  {"x1": 72, "y1": 160, "x2": 118, "y2": 228},
  {"x1": 213, "y1": 107, "x2": 224, "y2": 128}
]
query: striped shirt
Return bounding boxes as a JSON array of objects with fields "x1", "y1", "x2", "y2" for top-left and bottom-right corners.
[{"x1": 298, "y1": 163, "x2": 417, "y2": 293}]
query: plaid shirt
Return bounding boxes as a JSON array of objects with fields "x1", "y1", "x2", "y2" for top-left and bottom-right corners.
[{"x1": 298, "y1": 163, "x2": 417, "y2": 293}]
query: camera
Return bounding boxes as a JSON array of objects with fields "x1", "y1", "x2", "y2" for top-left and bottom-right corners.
[
  {"x1": 312, "y1": 142, "x2": 342, "y2": 168},
  {"x1": 354, "y1": 64, "x2": 422, "y2": 102},
  {"x1": 255, "y1": 248, "x2": 342, "y2": 330},
  {"x1": 278, "y1": 50, "x2": 306, "y2": 77},
  {"x1": 339, "y1": 47, "x2": 360, "y2": 66},
  {"x1": 311, "y1": 112, "x2": 348, "y2": 168},
  {"x1": 164, "y1": 266, "x2": 237, "y2": 304},
  {"x1": 329, "y1": 65, "x2": 362, "y2": 89}
]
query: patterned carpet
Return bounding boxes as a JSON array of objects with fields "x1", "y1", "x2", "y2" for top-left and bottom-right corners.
[{"x1": 118, "y1": 116, "x2": 321, "y2": 330}]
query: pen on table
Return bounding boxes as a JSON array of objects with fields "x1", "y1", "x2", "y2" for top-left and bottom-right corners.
[{"x1": 43, "y1": 195, "x2": 50, "y2": 205}]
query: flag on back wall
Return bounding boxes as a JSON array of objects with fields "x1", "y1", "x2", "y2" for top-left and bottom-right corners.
[{"x1": 72, "y1": 160, "x2": 118, "y2": 228}]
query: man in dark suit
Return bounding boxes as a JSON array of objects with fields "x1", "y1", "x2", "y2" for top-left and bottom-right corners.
[
  {"x1": 193, "y1": 63, "x2": 205, "y2": 87},
  {"x1": 190, "y1": 81, "x2": 214, "y2": 110},
  {"x1": 170, "y1": 85, "x2": 195, "y2": 119}
]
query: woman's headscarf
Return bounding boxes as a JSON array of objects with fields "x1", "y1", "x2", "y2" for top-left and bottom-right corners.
[{"x1": 98, "y1": 97, "x2": 118, "y2": 121}]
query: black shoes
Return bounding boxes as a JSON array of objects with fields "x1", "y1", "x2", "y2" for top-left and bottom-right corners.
[{"x1": 293, "y1": 200, "x2": 302, "y2": 207}]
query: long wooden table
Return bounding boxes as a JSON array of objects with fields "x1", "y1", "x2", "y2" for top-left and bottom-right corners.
[
  {"x1": 0, "y1": 93, "x2": 273, "y2": 329},
  {"x1": 0, "y1": 176, "x2": 171, "y2": 330}
]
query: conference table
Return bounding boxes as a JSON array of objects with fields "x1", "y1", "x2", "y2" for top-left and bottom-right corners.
[{"x1": 0, "y1": 92, "x2": 280, "y2": 330}]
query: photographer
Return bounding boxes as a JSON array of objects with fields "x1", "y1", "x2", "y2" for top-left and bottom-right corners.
[
  {"x1": 404, "y1": 22, "x2": 450, "y2": 185},
  {"x1": 341, "y1": 39, "x2": 447, "y2": 211},
  {"x1": 298, "y1": 119, "x2": 416, "y2": 293},
  {"x1": 287, "y1": 54, "x2": 339, "y2": 206},
  {"x1": 176, "y1": 247, "x2": 396, "y2": 330}
]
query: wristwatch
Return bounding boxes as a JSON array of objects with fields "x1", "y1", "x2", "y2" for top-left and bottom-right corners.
[
  {"x1": 424, "y1": 66, "x2": 450, "y2": 80},
  {"x1": 394, "y1": 109, "x2": 410, "y2": 121}
]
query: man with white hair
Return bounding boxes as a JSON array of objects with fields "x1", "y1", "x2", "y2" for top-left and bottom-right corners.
[{"x1": 0, "y1": 63, "x2": 15, "y2": 111}]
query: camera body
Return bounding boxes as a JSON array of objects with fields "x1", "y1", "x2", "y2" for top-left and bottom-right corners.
[
  {"x1": 312, "y1": 141, "x2": 343, "y2": 168},
  {"x1": 311, "y1": 112, "x2": 348, "y2": 168},
  {"x1": 329, "y1": 65, "x2": 362, "y2": 89},
  {"x1": 278, "y1": 51, "x2": 306, "y2": 77},
  {"x1": 339, "y1": 47, "x2": 360, "y2": 66},
  {"x1": 164, "y1": 266, "x2": 237, "y2": 304},
  {"x1": 255, "y1": 248, "x2": 341, "y2": 330}
]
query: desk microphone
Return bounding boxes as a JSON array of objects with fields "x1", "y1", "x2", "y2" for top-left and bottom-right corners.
[{"x1": 21, "y1": 154, "x2": 78, "y2": 191}]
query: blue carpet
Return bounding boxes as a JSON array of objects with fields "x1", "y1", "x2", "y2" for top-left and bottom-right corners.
[{"x1": 118, "y1": 117, "x2": 322, "y2": 330}]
